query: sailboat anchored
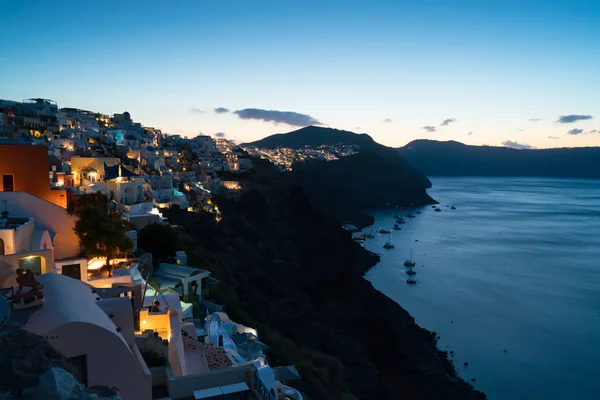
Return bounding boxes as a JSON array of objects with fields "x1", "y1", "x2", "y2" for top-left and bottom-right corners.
[
  {"x1": 383, "y1": 233, "x2": 395, "y2": 249},
  {"x1": 404, "y1": 248, "x2": 416, "y2": 267}
]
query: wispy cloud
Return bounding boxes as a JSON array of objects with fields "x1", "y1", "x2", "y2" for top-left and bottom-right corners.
[
  {"x1": 214, "y1": 132, "x2": 226, "y2": 138},
  {"x1": 233, "y1": 108, "x2": 322, "y2": 127},
  {"x1": 502, "y1": 140, "x2": 535, "y2": 150},
  {"x1": 557, "y1": 114, "x2": 592, "y2": 124},
  {"x1": 383, "y1": 118, "x2": 392, "y2": 123},
  {"x1": 567, "y1": 128, "x2": 584, "y2": 135},
  {"x1": 214, "y1": 107, "x2": 230, "y2": 114},
  {"x1": 589, "y1": 129, "x2": 599, "y2": 134},
  {"x1": 529, "y1": 118, "x2": 541, "y2": 122},
  {"x1": 421, "y1": 126, "x2": 437, "y2": 133},
  {"x1": 440, "y1": 118, "x2": 457, "y2": 126},
  {"x1": 518, "y1": 129, "x2": 524, "y2": 132},
  {"x1": 468, "y1": 132, "x2": 473, "y2": 135},
  {"x1": 190, "y1": 107, "x2": 204, "y2": 114},
  {"x1": 548, "y1": 136, "x2": 559, "y2": 139}
]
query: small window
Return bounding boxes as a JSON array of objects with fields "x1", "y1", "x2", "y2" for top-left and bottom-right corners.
[{"x1": 61, "y1": 263, "x2": 81, "y2": 280}]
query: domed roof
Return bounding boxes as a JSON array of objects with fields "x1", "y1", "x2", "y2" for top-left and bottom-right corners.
[{"x1": 123, "y1": 111, "x2": 130, "y2": 119}]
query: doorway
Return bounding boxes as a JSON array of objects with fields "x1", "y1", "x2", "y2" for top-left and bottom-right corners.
[{"x1": 2, "y1": 175, "x2": 14, "y2": 191}]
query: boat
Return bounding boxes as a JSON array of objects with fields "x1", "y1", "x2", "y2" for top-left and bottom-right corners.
[
  {"x1": 404, "y1": 248, "x2": 416, "y2": 267},
  {"x1": 365, "y1": 230, "x2": 375, "y2": 239},
  {"x1": 393, "y1": 224, "x2": 402, "y2": 231},
  {"x1": 383, "y1": 233, "x2": 395, "y2": 249},
  {"x1": 352, "y1": 234, "x2": 366, "y2": 242},
  {"x1": 451, "y1": 201, "x2": 456, "y2": 210},
  {"x1": 406, "y1": 213, "x2": 415, "y2": 218},
  {"x1": 435, "y1": 207, "x2": 442, "y2": 212},
  {"x1": 416, "y1": 211, "x2": 422, "y2": 214},
  {"x1": 396, "y1": 218, "x2": 406, "y2": 224},
  {"x1": 378, "y1": 228, "x2": 391, "y2": 234},
  {"x1": 342, "y1": 224, "x2": 360, "y2": 233},
  {"x1": 406, "y1": 269, "x2": 416, "y2": 275},
  {"x1": 431, "y1": 205, "x2": 437, "y2": 209},
  {"x1": 406, "y1": 278, "x2": 417, "y2": 284}
]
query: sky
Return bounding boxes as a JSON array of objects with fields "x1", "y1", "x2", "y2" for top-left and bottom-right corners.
[{"x1": 1, "y1": 0, "x2": 599, "y2": 149}]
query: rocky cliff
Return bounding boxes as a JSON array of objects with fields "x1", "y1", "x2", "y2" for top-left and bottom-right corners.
[
  {"x1": 158, "y1": 158, "x2": 485, "y2": 400},
  {"x1": 246, "y1": 126, "x2": 435, "y2": 226},
  {"x1": 0, "y1": 331, "x2": 121, "y2": 400}
]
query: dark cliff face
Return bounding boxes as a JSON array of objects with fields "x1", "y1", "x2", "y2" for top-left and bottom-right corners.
[
  {"x1": 398, "y1": 139, "x2": 600, "y2": 178},
  {"x1": 163, "y1": 160, "x2": 485, "y2": 400},
  {"x1": 247, "y1": 126, "x2": 431, "y2": 188},
  {"x1": 246, "y1": 126, "x2": 435, "y2": 227},
  {"x1": 289, "y1": 151, "x2": 435, "y2": 226}
]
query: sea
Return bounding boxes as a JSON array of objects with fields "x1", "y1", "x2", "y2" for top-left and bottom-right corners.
[{"x1": 364, "y1": 177, "x2": 600, "y2": 400}]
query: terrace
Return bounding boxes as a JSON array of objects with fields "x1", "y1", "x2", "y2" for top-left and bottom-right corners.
[{"x1": 0, "y1": 216, "x2": 30, "y2": 230}]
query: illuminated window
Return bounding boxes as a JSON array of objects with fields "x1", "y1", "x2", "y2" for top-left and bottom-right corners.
[{"x1": 19, "y1": 256, "x2": 43, "y2": 275}]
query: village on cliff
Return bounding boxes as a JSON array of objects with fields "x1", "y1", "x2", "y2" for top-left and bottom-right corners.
[{"x1": 0, "y1": 97, "x2": 336, "y2": 400}]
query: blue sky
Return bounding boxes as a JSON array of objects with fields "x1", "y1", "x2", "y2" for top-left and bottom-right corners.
[{"x1": 1, "y1": 0, "x2": 599, "y2": 148}]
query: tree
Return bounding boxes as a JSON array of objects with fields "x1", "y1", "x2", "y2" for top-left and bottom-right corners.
[
  {"x1": 74, "y1": 205, "x2": 133, "y2": 276},
  {"x1": 67, "y1": 192, "x2": 108, "y2": 215},
  {"x1": 138, "y1": 223, "x2": 179, "y2": 263}
]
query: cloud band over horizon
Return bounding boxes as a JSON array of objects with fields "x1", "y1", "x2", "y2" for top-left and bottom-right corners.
[
  {"x1": 502, "y1": 140, "x2": 535, "y2": 150},
  {"x1": 233, "y1": 108, "x2": 322, "y2": 127}
]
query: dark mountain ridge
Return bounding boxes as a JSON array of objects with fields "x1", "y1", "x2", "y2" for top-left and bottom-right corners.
[
  {"x1": 398, "y1": 139, "x2": 600, "y2": 178},
  {"x1": 246, "y1": 126, "x2": 380, "y2": 149},
  {"x1": 246, "y1": 126, "x2": 435, "y2": 226}
]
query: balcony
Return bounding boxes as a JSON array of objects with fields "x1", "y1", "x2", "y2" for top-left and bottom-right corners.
[{"x1": 0, "y1": 217, "x2": 30, "y2": 230}]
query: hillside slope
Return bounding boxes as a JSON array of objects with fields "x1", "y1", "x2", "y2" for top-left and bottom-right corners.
[
  {"x1": 246, "y1": 127, "x2": 435, "y2": 225},
  {"x1": 398, "y1": 140, "x2": 600, "y2": 178},
  {"x1": 161, "y1": 157, "x2": 485, "y2": 400}
]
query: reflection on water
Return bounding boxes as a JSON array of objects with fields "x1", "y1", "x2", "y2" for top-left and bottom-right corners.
[{"x1": 365, "y1": 177, "x2": 600, "y2": 400}]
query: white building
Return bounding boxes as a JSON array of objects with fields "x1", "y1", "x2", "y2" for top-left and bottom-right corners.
[
  {"x1": 23, "y1": 273, "x2": 152, "y2": 400},
  {"x1": 0, "y1": 216, "x2": 54, "y2": 274},
  {"x1": 0, "y1": 191, "x2": 80, "y2": 261},
  {"x1": 146, "y1": 173, "x2": 174, "y2": 203}
]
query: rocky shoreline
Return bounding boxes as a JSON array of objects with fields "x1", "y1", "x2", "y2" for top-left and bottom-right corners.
[{"x1": 159, "y1": 158, "x2": 486, "y2": 399}]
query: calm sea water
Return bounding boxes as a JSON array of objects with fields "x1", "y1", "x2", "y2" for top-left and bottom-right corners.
[{"x1": 364, "y1": 177, "x2": 600, "y2": 400}]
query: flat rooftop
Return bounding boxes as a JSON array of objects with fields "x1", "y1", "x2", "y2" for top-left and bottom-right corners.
[{"x1": 0, "y1": 217, "x2": 30, "y2": 230}]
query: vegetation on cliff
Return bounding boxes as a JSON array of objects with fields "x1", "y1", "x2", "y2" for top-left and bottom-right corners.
[{"x1": 141, "y1": 157, "x2": 485, "y2": 399}]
